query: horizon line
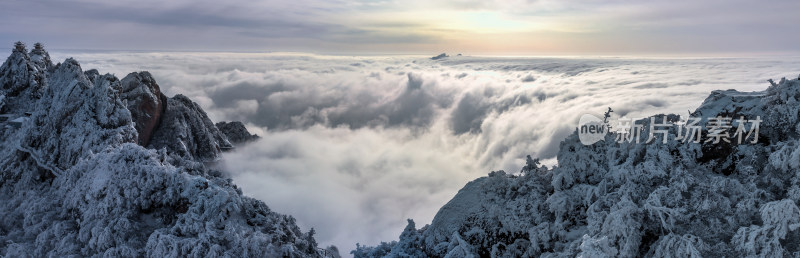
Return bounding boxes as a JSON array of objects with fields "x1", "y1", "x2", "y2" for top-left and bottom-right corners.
[{"x1": 3, "y1": 46, "x2": 800, "y2": 60}]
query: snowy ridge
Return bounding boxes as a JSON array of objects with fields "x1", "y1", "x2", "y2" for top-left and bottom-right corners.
[
  {"x1": 357, "y1": 76, "x2": 800, "y2": 256},
  {"x1": 0, "y1": 43, "x2": 336, "y2": 257}
]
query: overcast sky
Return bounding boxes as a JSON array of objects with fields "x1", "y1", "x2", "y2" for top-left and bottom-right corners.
[{"x1": 3, "y1": 0, "x2": 799, "y2": 55}]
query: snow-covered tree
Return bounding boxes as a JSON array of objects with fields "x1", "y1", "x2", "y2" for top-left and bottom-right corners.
[{"x1": 359, "y1": 75, "x2": 800, "y2": 257}]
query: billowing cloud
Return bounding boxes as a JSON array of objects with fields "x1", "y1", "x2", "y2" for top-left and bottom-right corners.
[{"x1": 48, "y1": 51, "x2": 800, "y2": 250}]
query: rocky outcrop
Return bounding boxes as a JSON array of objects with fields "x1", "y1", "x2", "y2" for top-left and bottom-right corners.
[
  {"x1": 215, "y1": 121, "x2": 260, "y2": 146},
  {"x1": 120, "y1": 72, "x2": 167, "y2": 146},
  {"x1": 430, "y1": 53, "x2": 448, "y2": 60},
  {"x1": 148, "y1": 95, "x2": 233, "y2": 162}
]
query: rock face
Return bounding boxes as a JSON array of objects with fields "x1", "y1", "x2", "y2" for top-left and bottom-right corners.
[
  {"x1": 148, "y1": 94, "x2": 233, "y2": 162},
  {"x1": 358, "y1": 77, "x2": 800, "y2": 257},
  {"x1": 0, "y1": 43, "x2": 332, "y2": 257},
  {"x1": 120, "y1": 72, "x2": 167, "y2": 146},
  {"x1": 215, "y1": 121, "x2": 260, "y2": 146}
]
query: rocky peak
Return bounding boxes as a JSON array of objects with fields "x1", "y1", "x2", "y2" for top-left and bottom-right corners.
[
  {"x1": 120, "y1": 71, "x2": 167, "y2": 146},
  {"x1": 215, "y1": 121, "x2": 260, "y2": 146}
]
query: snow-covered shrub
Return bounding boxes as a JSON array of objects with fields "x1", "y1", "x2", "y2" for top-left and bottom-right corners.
[
  {"x1": 647, "y1": 233, "x2": 707, "y2": 258},
  {"x1": 731, "y1": 199, "x2": 800, "y2": 257}
]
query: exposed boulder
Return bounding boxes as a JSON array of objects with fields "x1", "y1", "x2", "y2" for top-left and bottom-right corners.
[
  {"x1": 215, "y1": 121, "x2": 260, "y2": 146},
  {"x1": 120, "y1": 72, "x2": 167, "y2": 146},
  {"x1": 148, "y1": 94, "x2": 233, "y2": 162}
]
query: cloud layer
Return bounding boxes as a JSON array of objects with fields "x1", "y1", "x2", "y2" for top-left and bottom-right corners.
[
  {"x1": 3, "y1": 0, "x2": 800, "y2": 53},
  {"x1": 49, "y1": 51, "x2": 800, "y2": 250}
]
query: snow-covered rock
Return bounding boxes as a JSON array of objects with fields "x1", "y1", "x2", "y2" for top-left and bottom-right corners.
[
  {"x1": 215, "y1": 121, "x2": 260, "y2": 146},
  {"x1": 148, "y1": 95, "x2": 233, "y2": 162},
  {"x1": 362, "y1": 76, "x2": 800, "y2": 257},
  {"x1": 18, "y1": 57, "x2": 137, "y2": 173},
  {"x1": 0, "y1": 43, "x2": 333, "y2": 257}
]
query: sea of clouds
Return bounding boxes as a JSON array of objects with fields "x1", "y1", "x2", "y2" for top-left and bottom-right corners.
[{"x1": 48, "y1": 51, "x2": 800, "y2": 251}]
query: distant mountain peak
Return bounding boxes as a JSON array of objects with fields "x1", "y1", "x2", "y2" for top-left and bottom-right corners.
[{"x1": 431, "y1": 53, "x2": 449, "y2": 60}]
